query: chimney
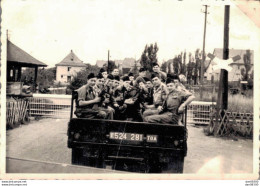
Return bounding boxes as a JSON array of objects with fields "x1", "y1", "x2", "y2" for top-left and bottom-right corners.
[{"x1": 71, "y1": 50, "x2": 74, "y2": 61}]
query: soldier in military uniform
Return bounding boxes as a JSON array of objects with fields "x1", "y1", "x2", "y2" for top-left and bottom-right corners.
[
  {"x1": 134, "y1": 67, "x2": 146, "y2": 87},
  {"x1": 128, "y1": 72, "x2": 135, "y2": 86},
  {"x1": 152, "y1": 63, "x2": 167, "y2": 82},
  {"x1": 143, "y1": 77, "x2": 153, "y2": 106},
  {"x1": 112, "y1": 76, "x2": 131, "y2": 120},
  {"x1": 74, "y1": 73, "x2": 107, "y2": 119},
  {"x1": 124, "y1": 77, "x2": 143, "y2": 122},
  {"x1": 144, "y1": 77, "x2": 195, "y2": 124},
  {"x1": 99, "y1": 68, "x2": 108, "y2": 80},
  {"x1": 94, "y1": 73, "x2": 114, "y2": 119},
  {"x1": 142, "y1": 73, "x2": 168, "y2": 119},
  {"x1": 104, "y1": 74, "x2": 114, "y2": 95}
]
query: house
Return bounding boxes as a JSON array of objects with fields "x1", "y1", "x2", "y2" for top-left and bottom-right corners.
[
  {"x1": 55, "y1": 50, "x2": 86, "y2": 84},
  {"x1": 205, "y1": 48, "x2": 254, "y2": 82}
]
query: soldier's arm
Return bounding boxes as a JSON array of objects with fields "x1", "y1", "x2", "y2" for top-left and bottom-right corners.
[
  {"x1": 77, "y1": 85, "x2": 101, "y2": 107},
  {"x1": 145, "y1": 104, "x2": 155, "y2": 109},
  {"x1": 78, "y1": 98, "x2": 101, "y2": 107},
  {"x1": 178, "y1": 94, "x2": 195, "y2": 113}
]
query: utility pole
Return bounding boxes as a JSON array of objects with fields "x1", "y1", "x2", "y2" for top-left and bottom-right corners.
[
  {"x1": 217, "y1": 5, "x2": 230, "y2": 110},
  {"x1": 108, "y1": 50, "x2": 110, "y2": 64},
  {"x1": 200, "y1": 5, "x2": 209, "y2": 98}
]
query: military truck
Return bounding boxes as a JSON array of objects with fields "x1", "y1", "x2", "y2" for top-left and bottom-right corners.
[{"x1": 67, "y1": 91, "x2": 188, "y2": 173}]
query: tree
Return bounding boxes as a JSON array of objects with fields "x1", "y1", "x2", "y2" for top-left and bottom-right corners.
[
  {"x1": 183, "y1": 51, "x2": 187, "y2": 75},
  {"x1": 173, "y1": 55, "x2": 179, "y2": 74},
  {"x1": 86, "y1": 64, "x2": 100, "y2": 75},
  {"x1": 187, "y1": 52, "x2": 195, "y2": 85},
  {"x1": 140, "y1": 43, "x2": 159, "y2": 72},
  {"x1": 21, "y1": 67, "x2": 56, "y2": 89},
  {"x1": 131, "y1": 60, "x2": 139, "y2": 76},
  {"x1": 178, "y1": 53, "x2": 183, "y2": 74},
  {"x1": 194, "y1": 49, "x2": 201, "y2": 84},
  {"x1": 67, "y1": 64, "x2": 100, "y2": 91},
  {"x1": 161, "y1": 61, "x2": 167, "y2": 73},
  {"x1": 242, "y1": 50, "x2": 252, "y2": 81}
]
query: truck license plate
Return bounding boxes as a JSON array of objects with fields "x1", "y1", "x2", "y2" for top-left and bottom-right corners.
[
  {"x1": 109, "y1": 132, "x2": 158, "y2": 142},
  {"x1": 109, "y1": 132, "x2": 143, "y2": 141}
]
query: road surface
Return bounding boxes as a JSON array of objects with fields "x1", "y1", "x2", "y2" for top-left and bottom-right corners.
[{"x1": 6, "y1": 118, "x2": 253, "y2": 174}]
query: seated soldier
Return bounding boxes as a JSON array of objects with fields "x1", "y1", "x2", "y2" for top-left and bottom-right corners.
[
  {"x1": 124, "y1": 77, "x2": 143, "y2": 122},
  {"x1": 128, "y1": 72, "x2": 135, "y2": 86},
  {"x1": 99, "y1": 68, "x2": 108, "y2": 80},
  {"x1": 112, "y1": 68, "x2": 119, "y2": 77},
  {"x1": 152, "y1": 62, "x2": 167, "y2": 82},
  {"x1": 94, "y1": 73, "x2": 114, "y2": 119},
  {"x1": 167, "y1": 73, "x2": 190, "y2": 93},
  {"x1": 134, "y1": 67, "x2": 147, "y2": 87},
  {"x1": 135, "y1": 77, "x2": 149, "y2": 113},
  {"x1": 113, "y1": 75, "x2": 121, "y2": 90},
  {"x1": 144, "y1": 77, "x2": 195, "y2": 124},
  {"x1": 142, "y1": 73, "x2": 168, "y2": 119},
  {"x1": 74, "y1": 73, "x2": 107, "y2": 119},
  {"x1": 143, "y1": 77, "x2": 154, "y2": 106},
  {"x1": 94, "y1": 73, "x2": 105, "y2": 95},
  {"x1": 104, "y1": 74, "x2": 114, "y2": 95},
  {"x1": 112, "y1": 76, "x2": 131, "y2": 120}
]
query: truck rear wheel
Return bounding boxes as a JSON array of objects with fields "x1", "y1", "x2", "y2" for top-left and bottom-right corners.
[
  {"x1": 161, "y1": 156, "x2": 184, "y2": 173},
  {"x1": 72, "y1": 148, "x2": 106, "y2": 168},
  {"x1": 71, "y1": 148, "x2": 93, "y2": 166},
  {"x1": 72, "y1": 148, "x2": 84, "y2": 165}
]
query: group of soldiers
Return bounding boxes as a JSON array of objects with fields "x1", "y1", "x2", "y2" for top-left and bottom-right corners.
[{"x1": 74, "y1": 62, "x2": 195, "y2": 124}]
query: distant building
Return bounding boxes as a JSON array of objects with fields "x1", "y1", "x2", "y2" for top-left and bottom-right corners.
[
  {"x1": 205, "y1": 48, "x2": 254, "y2": 82},
  {"x1": 55, "y1": 50, "x2": 86, "y2": 83},
  {"x1": 96, "y1": 58, "x2": 140, "y2": 75}
]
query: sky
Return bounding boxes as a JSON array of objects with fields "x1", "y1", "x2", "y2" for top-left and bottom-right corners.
[{"x1": 2, "y1": 0, "x2": 260, "y2": 67}]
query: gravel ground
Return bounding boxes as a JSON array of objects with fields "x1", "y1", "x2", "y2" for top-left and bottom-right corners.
[{"x1": 6, "y1": 118, "x2": 253, "y2": 174}]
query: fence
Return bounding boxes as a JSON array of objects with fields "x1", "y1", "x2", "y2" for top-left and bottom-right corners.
[
  {"x1": 6, "y1": 98, "x2": 29, "y2": 128},
  {"x1": 28, "y1": 94, "x2": 71, "y2": 119},
  {"x1": 28, "y1": 94, "x2": 215, "y2": 125},
  {"x1": 208, "y1": 109, "x2": 253, "y2": 137},
  {"x1": 48, "y1": 87, "x2": 67, "y2": 94},
  {"x1": 187, "y1": 101, "x2": 216, "y2": 125}
]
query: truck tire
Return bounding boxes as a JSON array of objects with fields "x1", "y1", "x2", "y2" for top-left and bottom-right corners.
[
  {"x1": 72, "y1": 148, "x2": 105, "y2": 168},
  {"x1": 71, "y1": 148, "x2": 84, "y2": 165},
  {"x1": 161, "y1": 156, "x2": 184, "y2": 173},
  {"x1": 72, "y1": 148, "x2": 93, "y2": 166}
]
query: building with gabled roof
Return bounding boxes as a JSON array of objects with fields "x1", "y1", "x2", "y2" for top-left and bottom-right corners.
[
  {"x1": 205, "y1": 48, "x2": 254, "y2": 82},
  {"x1": 55, "y1": 50, "x2": 86, "y2": 83}
]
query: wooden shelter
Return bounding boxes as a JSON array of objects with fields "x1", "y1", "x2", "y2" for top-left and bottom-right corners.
[{"x1": 7, "y1": 40, "x2": 47, "y2": 93}]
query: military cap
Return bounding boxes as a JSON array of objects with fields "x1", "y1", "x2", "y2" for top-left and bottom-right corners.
[
  {"x1": 107, "y1": 74, "x2": 114, "y2": 80},
  {"x1": 151, "y1": 72, "x2": 160, "y2": 79},
  {"x1": 122, "y1": 76, "x2": 130, "y2": 81},
  {"x1": 96, "y1": 73, "x2": 103, "y2": 79},
  {"x1": 87, "y1": 73, "x2": 96, "y2": 79},
  {"x1": 114, "y1": 75, "x2": 120, "y2": 81}
]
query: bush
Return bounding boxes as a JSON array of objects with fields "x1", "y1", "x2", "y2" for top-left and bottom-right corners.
[
  {"x1": 67, "y1": 66, "x2": 100, "y2": 92},
  {"x1": 193, "y1": 88, "x2": 253, "y2": 113}
]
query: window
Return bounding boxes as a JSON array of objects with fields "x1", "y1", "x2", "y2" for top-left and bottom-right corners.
[
  {"x1": 61, "y1": 75, "x2": 63, "y2": 78},
  {"x1": 67, "y1": 76, "x2": 71, "y2": 82},
  {"x1": 68, "y1": 67, "x2": 71, "y2": 72}
]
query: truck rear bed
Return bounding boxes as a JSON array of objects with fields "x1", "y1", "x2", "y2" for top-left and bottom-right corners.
[{"x1": 68, "y1": 118, "x2": 187, "y2": 173}]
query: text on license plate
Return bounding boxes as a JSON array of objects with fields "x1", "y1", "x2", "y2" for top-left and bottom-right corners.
[{"x1": 109, "y1": 132, "x2": 158, "y2": 142}]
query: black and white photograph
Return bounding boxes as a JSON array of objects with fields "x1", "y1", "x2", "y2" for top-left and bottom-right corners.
[{"x1": 0, "y1": 0, "x2": 259, "y2": 180}]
